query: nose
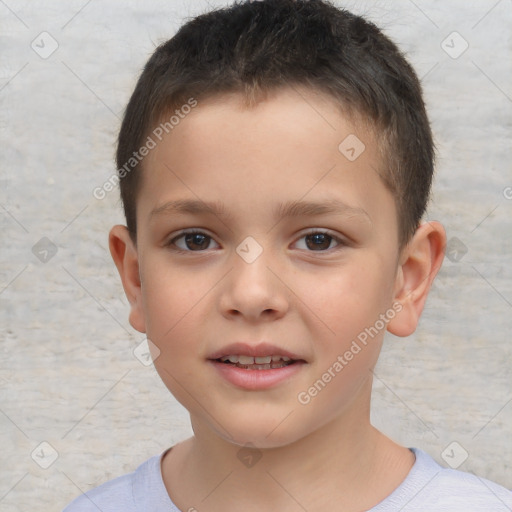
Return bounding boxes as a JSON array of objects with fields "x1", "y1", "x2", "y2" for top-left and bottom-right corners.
[{"x1": 218, "y1": 244, "x2": 289, "y2": 323}]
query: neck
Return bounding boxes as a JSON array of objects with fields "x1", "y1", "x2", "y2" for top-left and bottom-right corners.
[{"x1": 162, "y1": 390, "x2": 414, "y2": 512}]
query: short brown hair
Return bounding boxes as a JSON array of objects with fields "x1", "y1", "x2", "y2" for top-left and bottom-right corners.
[{"x1": 116, "y1": 0, "x2": 434, "y2": 247}]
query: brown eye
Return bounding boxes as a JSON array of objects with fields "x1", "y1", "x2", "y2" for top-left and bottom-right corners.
[
  {"x1": 305, "y1": 233, "x2": 334, "y2": 250},
  {"x1": 169, "y1": 230, "x2": 219, "y2": 251},
  {"x1": 294, "y1": 230, "x2": 343, "y2": 252},
  {"x1": 184, "y1": 233, "x2": 210, "y2": 250}
]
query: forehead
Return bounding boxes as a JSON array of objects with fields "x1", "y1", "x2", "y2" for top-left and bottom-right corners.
[{"x1": 139, "y1": 87, "x2": 396, "y2": 237}]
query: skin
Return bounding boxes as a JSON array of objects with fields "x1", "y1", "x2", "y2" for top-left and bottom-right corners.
[{"x1": 110, "y1": 86, "x2": 446, "y2": 511}]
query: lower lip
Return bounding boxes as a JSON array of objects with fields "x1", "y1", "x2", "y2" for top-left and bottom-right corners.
[{"x1": 209, "y1": 360, "x2": 305, "y2": 390}]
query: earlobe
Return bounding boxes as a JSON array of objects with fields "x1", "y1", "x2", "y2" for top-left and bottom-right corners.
[
  {"x1": 387, "y1": 221, "x2": 446, "y2": 337},
  {"x1": 108, "y1": 225, "x2": 146, "y2": 333}
]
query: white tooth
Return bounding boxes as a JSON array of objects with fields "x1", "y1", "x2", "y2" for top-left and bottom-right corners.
[
  {"x1": 255, "y1": 356, "x2": 272, "y2": 364},
  {"x1": 255, "y1": 364, "x2": 272, "y2": 370},
  {"x1": 226, "y1": 355, "x2": 239, "y2": 363},
  {"x1": 238, "y1": 355, "x2": 255, "y2": 365},
  {"x1": 270, "y1": 355, "x2": 293, "y2": 362}
]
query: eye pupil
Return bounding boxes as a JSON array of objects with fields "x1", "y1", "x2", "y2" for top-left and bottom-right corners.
[
  {"x1": 306, "y1": 233, "x2": 331, "y2": 250},
  {"x1": 185, "y1": 233, "x2": 209, "y2": 250}
]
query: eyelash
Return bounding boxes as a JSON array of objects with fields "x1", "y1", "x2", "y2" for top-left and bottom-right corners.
[{"x1": 166, "y1": 228, "x2": 346, "y2": 254}]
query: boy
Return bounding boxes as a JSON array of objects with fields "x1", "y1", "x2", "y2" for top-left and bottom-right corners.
[{"x1": 64, "y1": 0, "x2": 512, "y2": 510}]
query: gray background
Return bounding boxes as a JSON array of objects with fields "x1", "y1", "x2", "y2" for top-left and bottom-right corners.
[{"x1": 1, "y1": 0, "x2": 511, "y2": 509}]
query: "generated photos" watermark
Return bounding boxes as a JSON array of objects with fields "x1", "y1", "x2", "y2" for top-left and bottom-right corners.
[
  {"x1": 93, "y1": 97, "x2": 198, "y2": 200},
  {"x1": 297, "y1": 302, "x2": 402, "y2": 405}
]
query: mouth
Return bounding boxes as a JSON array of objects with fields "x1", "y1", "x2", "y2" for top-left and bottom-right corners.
[
  {"x1": 208, "y1": 342, "x2": 307, "y2": 370},
  {"x1": 214, "y1": 354, "x2": 301, "y2": 370},
  {"x1": 207, "y1": 342, "x2": 307, "y2": 389}
]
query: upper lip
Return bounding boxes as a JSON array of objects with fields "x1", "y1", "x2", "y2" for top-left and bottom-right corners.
[{"x1": 208, "y1": 342, "x2": 305, "y2": 361}]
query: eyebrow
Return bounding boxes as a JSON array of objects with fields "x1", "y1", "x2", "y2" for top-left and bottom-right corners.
[{"x1": 150, "y1": 198, "x2": 371, "y2": 223}]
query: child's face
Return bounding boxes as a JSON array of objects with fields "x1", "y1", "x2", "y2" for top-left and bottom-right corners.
[{"x1": 118, "y1": 87, "x2": 408, "y2": 447}]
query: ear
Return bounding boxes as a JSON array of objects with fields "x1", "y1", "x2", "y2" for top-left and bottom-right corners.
[
  {"x1": 109, "y1": 225, "x2": 146, "y2": 333},
  {"x1": 387, "y1": 221, "x2": 446, "y2": 337}
]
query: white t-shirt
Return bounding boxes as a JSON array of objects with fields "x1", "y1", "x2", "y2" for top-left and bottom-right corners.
[{"x1": 62, "y1": 447, "x2": 512, "y2": 511}]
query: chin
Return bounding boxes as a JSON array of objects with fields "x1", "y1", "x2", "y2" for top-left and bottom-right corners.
[{"x1": 213, "y1": 414, "x2": 311, "y2": 450}]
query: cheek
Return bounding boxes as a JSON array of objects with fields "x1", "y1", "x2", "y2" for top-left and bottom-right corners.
[
  {"x1": 138, "y1": 254, "x2": 219, "y2": 387},
  {"x1": 294, "y1": 267, "x2": 388, "y2": 416},
  {"x1": 141, "y1": 270, "x2": 208, "y2": 407},
  {"x1": 139, "y1": 253, "x2": 211, "y2": 340},
  {"x1": 294, "y1": 260, "x2": 394, "y2": 345}
]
